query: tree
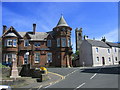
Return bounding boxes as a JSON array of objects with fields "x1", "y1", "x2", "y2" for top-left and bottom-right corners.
[{"x1": 72, "y1": 50, "x2": 79, "y2": 61}]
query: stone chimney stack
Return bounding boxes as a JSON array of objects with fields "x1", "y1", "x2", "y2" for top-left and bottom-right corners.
[
  {"x1": 33, "y1": 23, "x2": 36, "y2": 34},
  {"x1": 3, "y1": 25, "x2": 7, "y2": 34}
]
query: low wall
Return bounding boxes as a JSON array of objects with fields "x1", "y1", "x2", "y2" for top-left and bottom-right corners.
[{"x1": 2, "y1": 67, "x2": 22, "y2": 78}]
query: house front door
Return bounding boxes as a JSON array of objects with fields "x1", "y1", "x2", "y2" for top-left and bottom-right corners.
[{"x1": 102, "y1": 57, "x2": 105, "y2": 65}]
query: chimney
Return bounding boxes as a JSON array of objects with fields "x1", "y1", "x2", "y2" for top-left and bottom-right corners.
[
  {"x1": 101, "y1": 37, "x2": 106, "y2": 42},
  {"x1": 3, "y1": 25, "x2": 7, "y2": 34},
  {"x1": 84, "y1": 35, "x2": 88, "y2": 40},
  {"x1": 33, "y1": 23, "x2": 36, "y2": 34},
  {"x1": 80, "y1": 28, "x2": 82, "y2": 32}
]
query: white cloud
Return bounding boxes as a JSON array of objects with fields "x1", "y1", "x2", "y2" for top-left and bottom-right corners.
[{"x1": 96, "y1": 29, "x2": 118, "y2": 42}]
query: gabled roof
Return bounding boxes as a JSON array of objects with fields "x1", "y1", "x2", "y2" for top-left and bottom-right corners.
[
  {"x1": 86, "y1": 39, "x2": 110, "y2": 48},
  {"x1": 2, "y1": 26, "x2": 22, "y2": 38},
  {"x1": 106, "y1": 42, "x2": 119, "y2": 48},
  {"x1": 5, "y1": 32, "x2": 17, "y2": 37},
  {"x1": 56, "y1": 15, "x2": 69, "y2": 27}
]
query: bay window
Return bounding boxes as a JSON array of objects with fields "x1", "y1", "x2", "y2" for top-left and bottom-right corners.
[
  {"x1": 68, "y1": 39, "x2": 71, "y2": 47},
  {"x1": 7, "y1": 39, "x2": 13, "y2": 46},
  {"x1": 5, "y1": 39, "x2": 17, "y2": 47},
  {"x1": 4, "y1": 53, "x2": 16, "y2": 63},
  {"x1": 57, "y1": 38, "x2": 60, "y2": 47},
  {"x1": 61, "y1": 37, "x2": 66, "y2": 47}
]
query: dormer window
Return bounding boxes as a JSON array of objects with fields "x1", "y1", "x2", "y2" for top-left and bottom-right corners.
[{"x1": 24, "y1": 40, "x2": 29, "y2": 47}]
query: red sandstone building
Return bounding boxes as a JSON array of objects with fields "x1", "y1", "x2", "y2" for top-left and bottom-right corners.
[{"x1": 2, "y1": 16, "x2": 73, "y2": 67}]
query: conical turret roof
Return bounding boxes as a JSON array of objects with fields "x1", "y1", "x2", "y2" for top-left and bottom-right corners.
[{"x1": 56, "y1": 15, "x2": 69, "y2": 27}]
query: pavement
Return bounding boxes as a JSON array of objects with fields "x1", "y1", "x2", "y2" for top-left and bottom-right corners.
[
  {"x1": 19, "y1": 72, "x2": 63, "y2": 89},
  {"x1": 40, "y1": 65, "x2": 120, "y2": 89}
]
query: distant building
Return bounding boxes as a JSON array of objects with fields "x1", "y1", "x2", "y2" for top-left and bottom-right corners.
[
  {"x1": 75, "y1": 28, "x2": 83, "y2": 51},
  {"x1": 2, "y1": 15, "x2": 73, "y2": 68},
  {"x1": 79, "y1": 38, "x2": 120, "y2": 67}
]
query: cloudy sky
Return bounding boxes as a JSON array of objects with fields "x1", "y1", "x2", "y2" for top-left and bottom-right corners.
[{"x1": 1, "y1": 2, "x2": 118, "y2": 52}]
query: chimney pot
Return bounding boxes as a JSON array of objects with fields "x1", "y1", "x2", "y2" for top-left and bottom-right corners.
[{"x1": 3, "y1": 25, "x2": 7, "y2": 34}]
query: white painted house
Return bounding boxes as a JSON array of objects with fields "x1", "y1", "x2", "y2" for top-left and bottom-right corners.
[{"x1": 79, "y1": 39, "x2": 120, "y2": 67}]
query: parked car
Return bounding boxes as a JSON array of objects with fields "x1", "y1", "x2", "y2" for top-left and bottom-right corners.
[{"x1": 0, "y1": 85, "x2": 11, "y2": 90}]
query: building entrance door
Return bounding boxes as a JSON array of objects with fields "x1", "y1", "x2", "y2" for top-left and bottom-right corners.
[{"x1": 102, "y1": 57, "x2": 105, "y2": 65}]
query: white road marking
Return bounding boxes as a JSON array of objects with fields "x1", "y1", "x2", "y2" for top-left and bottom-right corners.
[
  {"x1": 90, "y1": 73, "x2": 97, "y2": 79},
  {"x1": 65, "y1": 69, "x2": 78, "y2": 78},
  {"x1": 44, "y1": 83, "x2": 52, "y2": 88},
  {"x1": 74, "y1": 82, "x2": 86, "y2": 90},
  {"x1": 37, "y1": 85, "x2": 43, "y2": 90}
]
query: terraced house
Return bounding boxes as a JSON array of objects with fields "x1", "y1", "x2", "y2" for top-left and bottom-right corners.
[{"x1": 2, "y1": 15, "x2": 73, "y2": 68}]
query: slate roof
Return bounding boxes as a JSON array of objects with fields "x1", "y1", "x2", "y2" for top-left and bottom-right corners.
[
  {"x1": 86, "y1": 39, "x2": 110, "y2": 48},
  {"x1": 57, "y1": 15, "x2": 69, "y2": 27},
  {"x1": 28, "y1": 32, "x2": 49, "y2": 41},
  {"x1": 106, "y1": 42, "x2": 119, "y2": 48},
  {"x1": 18, "y1": 32, "x2": 26, "y2": 37}
]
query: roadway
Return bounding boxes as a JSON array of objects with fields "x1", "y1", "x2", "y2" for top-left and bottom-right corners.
[{"x1": 41, "y1": 65, "x2": 120, "y2": 89}]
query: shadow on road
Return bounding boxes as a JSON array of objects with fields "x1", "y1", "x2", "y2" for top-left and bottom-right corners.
[{"x1": 80, "y1": 66, "x2": 120, "y2": 75}]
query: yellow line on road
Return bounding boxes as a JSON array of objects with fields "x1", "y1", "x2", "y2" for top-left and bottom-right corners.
[{"x1": 48, "y1": 71, "x2": 65, "y2": 79}]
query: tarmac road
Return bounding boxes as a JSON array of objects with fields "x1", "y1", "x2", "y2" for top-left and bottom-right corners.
[{"x1": 42, "y1": 65, "x2": 120, "y2": 89}]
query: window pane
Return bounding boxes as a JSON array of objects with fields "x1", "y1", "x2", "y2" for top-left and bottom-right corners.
[
  {"x1": 62, "y1": 38, "x2": 66, "y2": 47},
  {"x1": 34, "y1": 42, "x2": 40, "y2": 47},
  {"x1": 57, "y1": 38, "x2": 60, "y2": 47},
  {"x1": 24, "y1": 40, "x2": 29, "y2": 46},
  {"x1": 96, "y1": 48, "x2": 98, "y2": 52},
  {"x1": 35, "y1": 53, "x2": 40, "y2": 62},
  {"x1": 13, "y1": 39, "x2": 17, "y2": 47},
  {"x1": 47, "y1": 53, "x2": 52, "y2": 63},
  {"x1": 108, "y1": 57, "x2": 111, "y2": 62},
  {"x1": 68, "y1": 39, "x2": 71, "y2": 47},
  {"x1": 24, "y1": 53, "x2": 28, "y2": 64},
  {"x1": 96, "y1": 57, "x2": 99, "y2": 61},
  {"x1": 47, "y1": 40, "x2": 51, "y2": 47},
  {"x1": 7, "y1": 39, "x2": 12, "y2": 46}
]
